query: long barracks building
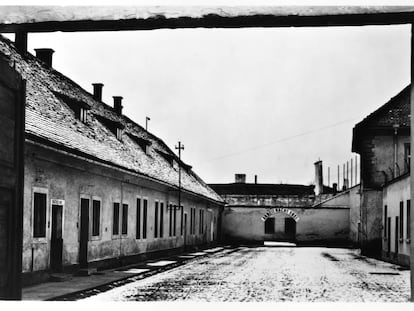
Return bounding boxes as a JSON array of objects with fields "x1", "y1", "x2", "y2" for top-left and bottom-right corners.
[{"x1": 0, "y1": 35, "x2": 224, "y2": 285}]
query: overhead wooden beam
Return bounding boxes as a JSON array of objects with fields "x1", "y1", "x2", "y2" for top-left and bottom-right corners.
[{"x1": 0, "y1": 6, "x2": 414, "y2": 33}]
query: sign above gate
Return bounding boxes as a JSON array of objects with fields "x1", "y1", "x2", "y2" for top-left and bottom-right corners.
[{"x1": 261, "y1": 207, "x2": 299, "y2": 222}]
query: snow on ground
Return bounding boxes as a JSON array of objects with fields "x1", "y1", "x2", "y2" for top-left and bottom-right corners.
[{"x1": 82, "y1": 246, "x2": 411, "y2": 302}]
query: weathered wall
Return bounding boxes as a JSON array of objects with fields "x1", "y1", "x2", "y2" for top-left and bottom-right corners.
[
  {"x1": 348, "y1": 185, "x2": 362, "y2": 244},
  {"x1": 315, "y1": 185, "x2": 361, "y2": 244},
  {"x1": 382, "y1": 175, "x2": 410, "y2": 266},
  {"x1": 23, "y1": 142, "x2": 222, "y2": 273},
  {"x1": 222, "y1": 206, "x2": 349, "y2": 243},
  {"x1": 360, "y1": 189, "x2": 383, "y2": 256},
  {"x1": 360, "y1": 135, "x2": 410, "y2": 189}
]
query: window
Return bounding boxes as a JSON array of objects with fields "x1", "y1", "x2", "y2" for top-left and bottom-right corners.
[
  {"x1": 143, "y1": 199, "x2": 148, "y2": 239},
  {"x1": 407, "y1": 200, "x2": 411, "y2": 240},
  {"x1": 404, "y1": 143, "x2": 411, "y2": 172},
  {"x1": 79, "y1": 107, "x2": 87, "y2": 123},
  {"x1": 122, "y1": 203, "x2": 128, "y2": 235},
  {"x1": 113, "y1": 202, "x2": 120, "y2": 235},
  {"x1": 173, "y1": 205, "x2": 177, "y2": 236},
  {"x1": 169, "y1": 204, "x2": 173, "y2": 237},
  {"x1": 136, "y1": 198, "x2": 141, "y2": 239},
  {"x1": 190, "y1": 208, "x2": 196, "y2": 235},
  {"x1": 160, "y1": 202, "x2": 164, "y2": 238},
  {"x1": 154, "y1": 201, "x2": 159, "y2": 238},
  {"x1": 180, "y1": 206, "x2": 184, "y2": 236},
  {"x1": 400, "y1": 201, "x2": 404, "y2": 239},
  {"x1": 190, "y1": 208, "x2": 193, "y2": 235},
  {"x1": 265, "y1": 218, "x2": 275, "y2": 234},
  {"x1": 116, "y1": 128, "x2": 123, "y2": 141},
  {"x1": 384, "y1": 205, "x2": 387, "y2": 238},
  {"x1": 199, "y1": 209, "x2": 203, "y2": 234},
  {"x1": 92, "y1": 200, "x2": 101, "y2": 237},
  {"x1": 33, "y1": 192, "x2": 47, "y2": 238}
]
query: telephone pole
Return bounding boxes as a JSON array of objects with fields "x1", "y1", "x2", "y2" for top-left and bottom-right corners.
[{"x1": 175, "y1": 141, "x2": 184, "y2": 211}]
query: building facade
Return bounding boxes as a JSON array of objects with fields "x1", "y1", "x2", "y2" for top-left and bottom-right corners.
[
  {"x1": 352, "y1": 85, "x2": 411, "y2": 262},
  {"x1": 209, "y1": 173, "x2": 350, "y2": 244},
  {"x1": 0, "y1": 35, "x2": 224, "y2": 284}
]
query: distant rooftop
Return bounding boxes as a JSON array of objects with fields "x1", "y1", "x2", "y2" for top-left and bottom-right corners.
[{"x1": 209, "y1": 183, "x2": 314, "y2": 196}]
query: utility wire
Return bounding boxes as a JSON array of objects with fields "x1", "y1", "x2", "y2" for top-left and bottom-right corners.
[{"x1": 207, "y1": 117, "x2": 359, "y2": 162}]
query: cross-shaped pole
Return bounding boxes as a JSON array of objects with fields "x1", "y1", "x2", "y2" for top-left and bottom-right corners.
[{"x1": 175, "y1": 141, "x2": 184, "y2": 212}]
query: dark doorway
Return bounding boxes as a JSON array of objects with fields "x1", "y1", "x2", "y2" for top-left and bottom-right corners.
[
  {"x1": 395, "y1": 216, "x2": 399, "y2": 257},
  {"x1": 184, "y1": 213, "x2": 187, "y2": 247},
  {"x1": 79, "y1": 198, "x2": 89, "y2": 268},
  {"x1": 264, "y1": 218, "x2": 275, "y2": 234},
  {"x1": 387, "y1": 217, "x2": 391, "y2": 257},
  {"x1": 50, "y1": 204, "x2": 63, "y2": 271},
  {"x1": 284, "y1": 218, "x2": 296, "y2": 240}
]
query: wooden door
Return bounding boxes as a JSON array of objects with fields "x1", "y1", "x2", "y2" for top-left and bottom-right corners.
[
  {"x1": 0, "y1": 56, "x2": 25, "y2": 299},
  {"x1": 79, "y1": 198, "x2": 89, "y2": 268},
  {"x1": 50, "y1": 205, "x2": 63, "y2": 271}
]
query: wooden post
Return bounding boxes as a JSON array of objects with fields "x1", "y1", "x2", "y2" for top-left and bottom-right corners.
[{"x1": 410, "y1": 24, "x2": 414, "y2": 302}]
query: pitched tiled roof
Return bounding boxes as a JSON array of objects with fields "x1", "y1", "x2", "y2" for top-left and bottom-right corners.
[
  {"x1": 354, "y1": 85, "x2": 410, "y2": 129},
  {"x1": 352, "y1": 85, "x2": 410, "y2": 152},
  {"x1": 0, "y1": 35, "x2": 223, "y2": 203},
  {"x1": 208, "y1": 183, "x2": 315, "y2": 196}
]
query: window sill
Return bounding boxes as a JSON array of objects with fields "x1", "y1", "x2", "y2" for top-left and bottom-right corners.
[{"x1": 90, "y1": 236, "x2": 101, "y2": 241}]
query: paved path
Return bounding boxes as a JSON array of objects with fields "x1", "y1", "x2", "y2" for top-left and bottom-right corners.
[
  {"x1": 22, "y1": 246, "x2": 225, "y2": 300},
  {"x1": 83, "y1": 245, "x2": 411, "y2": 302}
]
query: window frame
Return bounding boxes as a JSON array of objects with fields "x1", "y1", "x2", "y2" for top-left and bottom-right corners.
[
  {"x1": 112, "y1": 202, "x2": 120, "y2": 237},
  {"x1": 159, "y1": 202, "x2": 164, "y2": 238},
  {"x1": 154, "y1": 200, "x2": 159, "y2": 238},
  {"x1": 136, "y1": 197, "x2": 141, "y2": 240},
  {"x1": 90, "y1": 197, "x2": 102, "y2": 240},
  {"x1": 142, "y1": 197, "x2": 148, "y2": 239},
  {"x1": 32, "y1": 188, "x2": 49, "y2": 241},
  {"x1": 121, "y1": 202, "x2": 129, "y2": 236}
]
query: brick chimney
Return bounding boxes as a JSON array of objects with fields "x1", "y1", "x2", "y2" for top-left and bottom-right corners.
[
  {"x1": 34, "y1": 48, "x2": 54, "y2": 67},
  {"x1": 113, "y1": 96, "x2": 123, "y2": 115},
  {"x1": 314, "y1": 160, "x2": 323, "y2": 195},
  {"x1": 92, "y1": 83, "x2": 104, "y2": 101},
  {"x1": 235, "y1": 174, "x2": 246, "y2": 183}
]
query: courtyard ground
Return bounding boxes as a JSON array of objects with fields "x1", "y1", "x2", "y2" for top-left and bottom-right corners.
[{"x1": 82, "y1": 244, "x2": 411, "y2": 302}]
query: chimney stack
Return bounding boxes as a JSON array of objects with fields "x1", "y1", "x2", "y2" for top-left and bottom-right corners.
[
  {"x1": 332, "y1": 183, "x2": 337, "y2": 194},
  {"x1": 235, "y1": 174, "x2": 246, "y2": 184},
  {"x1": 314, "y1": 160, "x2": 323, "y2": 195},
  {"x1": 113, "y1": 96, "x2": 123, "y2": 115},
  {"x1": 34, "y1": 48, "x2": 54, "y2": 67},
  {"x1": 92, "y1": 83, "x2": 104, "y2": 102},
  {"x1": 254, "y1": 175, "x2": 258, "y2": 184}
]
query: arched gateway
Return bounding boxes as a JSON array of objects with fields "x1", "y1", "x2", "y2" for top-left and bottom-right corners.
[{"x1": 261, "y1": 207, "x2": 299, "y2": 242}]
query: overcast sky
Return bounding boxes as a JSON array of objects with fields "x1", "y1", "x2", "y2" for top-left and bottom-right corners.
[{"x1": 4, "y1": 9, "x2": 411, "y2": 185}]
